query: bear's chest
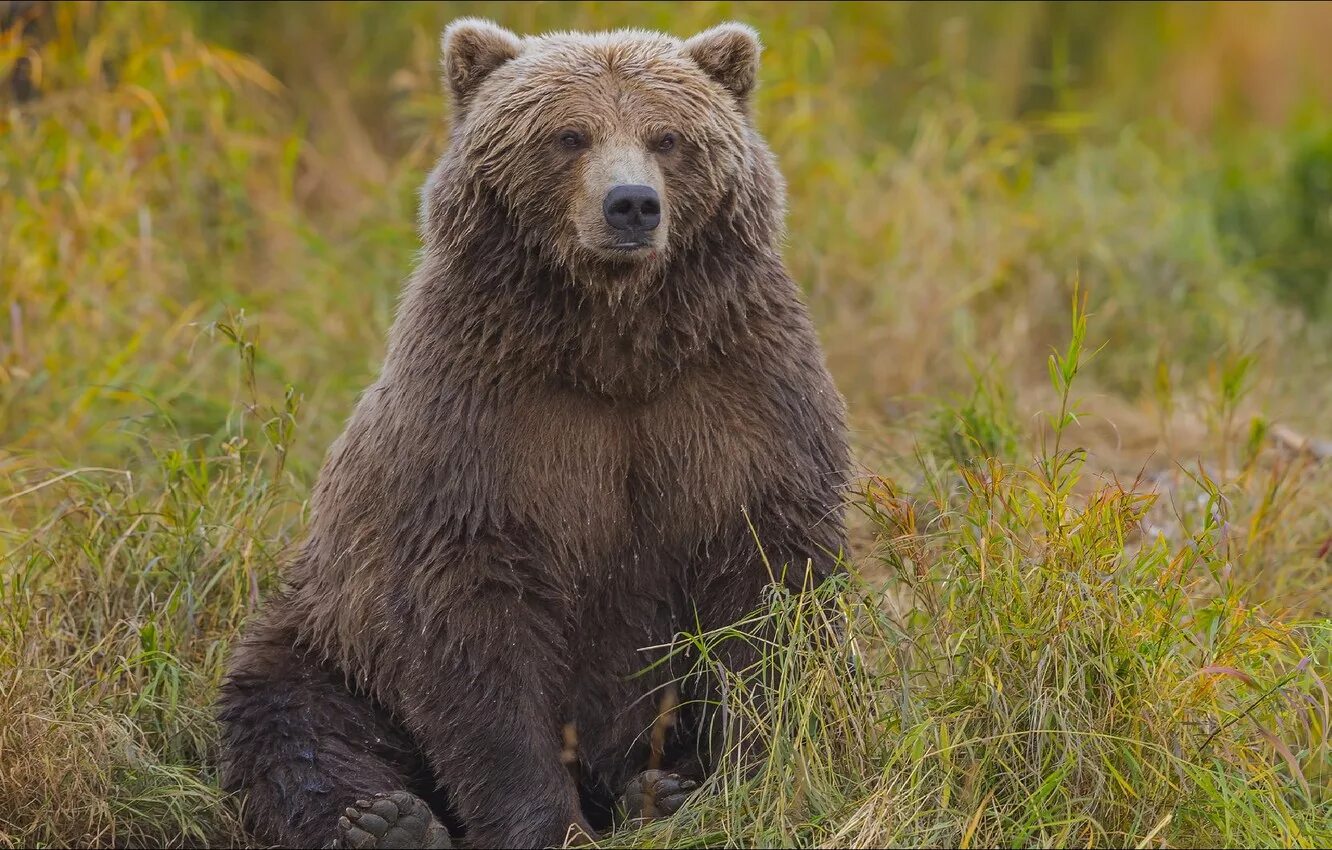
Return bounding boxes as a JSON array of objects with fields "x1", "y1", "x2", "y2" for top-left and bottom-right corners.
[
  {"x1": 501, "y1": 370, "x2": 769, "y2": 560},
  {"x1": 626, "y1": 373, "x2": 765, "y2": 548}
]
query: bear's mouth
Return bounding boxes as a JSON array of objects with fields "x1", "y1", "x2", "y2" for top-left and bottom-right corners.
[
  {"x1": 580, "y1": 232, "x2": 663, "y2": 263},
  {"x1": 610, "y1": 239, "x2": 653, "y2": 252}
]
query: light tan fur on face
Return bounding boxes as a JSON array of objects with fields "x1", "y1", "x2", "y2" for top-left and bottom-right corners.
[{"x1": 574, "y1": 136, "x2": 669, "y2": 258}]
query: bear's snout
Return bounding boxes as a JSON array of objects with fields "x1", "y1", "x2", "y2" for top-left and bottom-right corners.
[{"x1": 603, "y1": 184, "x2": 661, "y2": 239}]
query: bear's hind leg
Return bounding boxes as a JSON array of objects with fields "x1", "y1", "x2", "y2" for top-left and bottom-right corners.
[{"x1": 217, "y1": 616, "x2": 450, "y2": 848}]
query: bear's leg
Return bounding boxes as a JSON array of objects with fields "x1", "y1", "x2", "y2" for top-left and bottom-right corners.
[
  {"x1": 393, "y1": 583, "x2": 596, "y2": 849},
  {"x1": 684, "y1": 507, "x2": 848, "y2": 778},
  {"x1": 615, "y1": 698, "x2": 709, "y2": 823},
  {"x1": 218, "y1": 616, "x2": 450, "y2": 849}
]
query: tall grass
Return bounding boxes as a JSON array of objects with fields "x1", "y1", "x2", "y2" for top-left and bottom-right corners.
[
  {"x1": 0, "y1": 314, "x2": 298, "y2": 845},
  {"x1": 612, "y1": 296, "x2": 1330, "y2": 848},
  {"x1": 2, "y1": 2, "x2": 1331, "y2": 847}
]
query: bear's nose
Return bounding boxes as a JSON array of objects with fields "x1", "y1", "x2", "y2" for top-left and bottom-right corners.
[{"x1": 603, "y1": 184, "x2": 661, "y2": 232}]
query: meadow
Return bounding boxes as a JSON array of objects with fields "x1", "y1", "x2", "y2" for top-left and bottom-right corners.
[{"x1": 2, "y1": 1, "x2": 1331, "y2": 846}]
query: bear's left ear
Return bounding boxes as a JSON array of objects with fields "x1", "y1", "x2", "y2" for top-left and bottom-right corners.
[
  {"x1": 683, "y1": 23, "x2": 761, "y2": 108},
  {"x1": 441, "y1": 18, "x2": 522, "y2": 110}
]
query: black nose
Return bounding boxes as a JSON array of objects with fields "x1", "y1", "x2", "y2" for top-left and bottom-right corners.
[{"x1": 603, "y1": 184, "x2": 661, "y2": 232}]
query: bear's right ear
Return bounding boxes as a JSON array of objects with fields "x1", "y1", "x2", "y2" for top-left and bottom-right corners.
[{"x1": 441, "y1": 18, "x2": 522, "y2": 110}]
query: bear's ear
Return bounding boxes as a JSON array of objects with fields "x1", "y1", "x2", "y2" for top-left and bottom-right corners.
[
  {"x1": 683, "y1": 23, "x2": 761, "y2": 108},
  {"x1": 441, "y1": 18, "x2": 522, "y2": 109}
]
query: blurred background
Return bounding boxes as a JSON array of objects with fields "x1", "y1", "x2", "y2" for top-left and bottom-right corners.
[
  {"x1": 5, "y1": 1, "x2": 1332, "y2": 474},
  {"x1": 3, "y1": 2, "x2": 1332, "y2": 846},
  {"x1": 2, "y1": 1, "x2": 1332, "y2": 474}
]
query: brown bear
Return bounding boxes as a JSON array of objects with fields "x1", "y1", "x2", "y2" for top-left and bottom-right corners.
[{"x1": 216, "y1": 18, "x2": 848, "y2": 850}]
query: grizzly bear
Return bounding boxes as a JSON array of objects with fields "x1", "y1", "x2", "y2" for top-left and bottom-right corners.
[{"x1": 216, "y1": 18, "x2": 848, "y2": 850}]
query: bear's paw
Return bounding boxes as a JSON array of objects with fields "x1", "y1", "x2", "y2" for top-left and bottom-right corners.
[{"x1": 332, "y1": 791, "x2": 452, "y2": 849}]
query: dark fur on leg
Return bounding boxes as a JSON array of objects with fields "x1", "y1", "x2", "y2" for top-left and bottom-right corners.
[{"x1": 217, "y1": 613, "x2": 440, "y2": 848}]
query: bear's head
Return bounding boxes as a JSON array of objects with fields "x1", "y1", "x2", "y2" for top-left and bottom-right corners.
[{"x1": 431, "y1": 19, "x2": 776, "y2": 277}]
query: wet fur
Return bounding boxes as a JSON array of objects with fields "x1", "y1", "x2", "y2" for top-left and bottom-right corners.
[{"x1": 217, "y1": 21, "x2": 848, "y2": 849}]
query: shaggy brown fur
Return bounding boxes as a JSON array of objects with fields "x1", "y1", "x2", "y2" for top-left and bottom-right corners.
[{"x1": 216, "y1": 19, "x2": 848, "y2": 849}]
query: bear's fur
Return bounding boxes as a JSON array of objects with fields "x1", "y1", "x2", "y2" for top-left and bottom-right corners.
[{"x1": 216, "y1": 19, "x2": 848, "y2": 849}]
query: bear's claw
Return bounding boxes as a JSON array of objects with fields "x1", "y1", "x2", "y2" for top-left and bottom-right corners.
[
  {"x1": 619, "y1": 769, "x2": 699, "y2": 821},
  {"x1": 332, "y1": 790, "x2": 452, "y2": 849}
]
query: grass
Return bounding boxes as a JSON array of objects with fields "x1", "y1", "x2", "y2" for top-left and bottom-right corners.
[
  {"x1": 2, "y1": 2, "x2": 1331, "y2": 847},
  {"x1": 614, "y1": 295, "x2": 1331, "y2": 847}
]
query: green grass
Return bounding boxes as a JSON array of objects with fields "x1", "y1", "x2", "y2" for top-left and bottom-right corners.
[
  {"x1": 2, "y1": 2, "x2": 1331, "y2": 847},
  {"x1": 613, "y1": 296, "x2": 1331, "y2": 847}
]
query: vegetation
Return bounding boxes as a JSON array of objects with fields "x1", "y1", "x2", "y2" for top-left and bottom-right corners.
[{"x1": 2, "y1": 2, "x2": 1330, "y2": 846}]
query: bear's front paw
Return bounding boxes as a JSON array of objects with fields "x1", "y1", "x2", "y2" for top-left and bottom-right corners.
[
  {"x1": 332, "y1": 790, "x2": 452, "y2": 849},
  {"x1": 618, "y1": 769, "x2": 699, "y2": 822}
]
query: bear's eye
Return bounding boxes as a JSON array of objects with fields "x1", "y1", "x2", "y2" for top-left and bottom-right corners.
[
  {"x1": 557, "y1": 129, "x2": 586, "y2": 150},
  {"x1": 655, "y1": 132, "x2": 678, "y2": 153}
]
